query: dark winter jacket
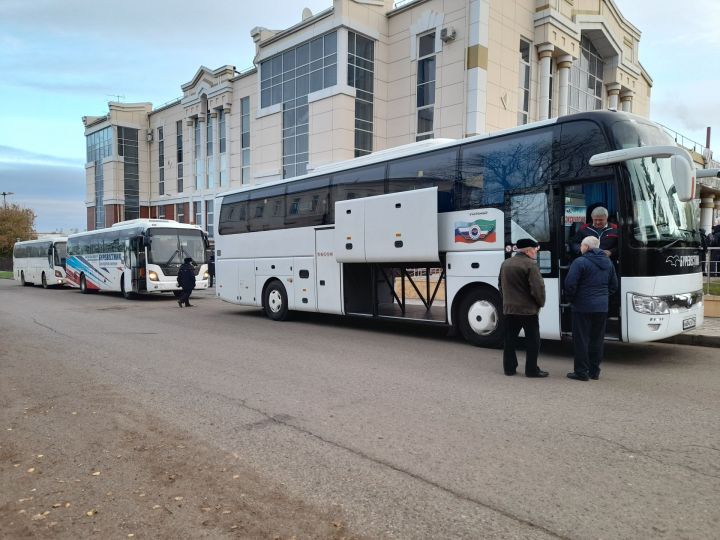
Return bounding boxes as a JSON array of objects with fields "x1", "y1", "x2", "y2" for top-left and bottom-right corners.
[
  {"x1": 572, "y1": 223, "x2": 620, "y2": 258},
  {"x1": 564, "y1": 248, "x2": 618, "y2": 313},
  {"x1": 499, "y1": 252, "x2": 546, "y2": 315},
  {"x1": 177, "y1": 262, "x2": 196, "y2": 290}
]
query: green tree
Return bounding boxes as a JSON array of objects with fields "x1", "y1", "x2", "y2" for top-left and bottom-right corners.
[{"x1": 0, "y1": 204, "x2": 36, "y2": 258}]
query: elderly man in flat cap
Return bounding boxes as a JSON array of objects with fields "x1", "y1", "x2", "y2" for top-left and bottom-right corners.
[{"x1": 498, "y1": 238, "x2": 548, "y2": 378}]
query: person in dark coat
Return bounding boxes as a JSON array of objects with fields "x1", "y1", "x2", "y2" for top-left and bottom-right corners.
[
  {"x1": 564, "y1": 236, "x2": 618, "y2": 381},
  {"x1": 177, "y1": 257, "x2": 196, "y2": 307},
  {"x1": 709, "y1": 224, "x2": 720, "y2": 277},
  {"x1": 499, "y1": 238, "x2": 548, "y2": 378},
  {"x1": 571, "y1": 206, "x2": 620, "y2": 260}
]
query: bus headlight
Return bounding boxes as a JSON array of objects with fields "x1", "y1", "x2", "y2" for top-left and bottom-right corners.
[
  {"x1": 54, "y1": 270, "x2": 62, "y2": 277},
  {"x1": 632, "y1": 294, "x2": 670, "y2": 315},
  {"x1": 203, "y1": 271, "x2": 209, "y2": 279},
  {"x1": 148, "y1": 271, "x2": 159, "y2": 281}
]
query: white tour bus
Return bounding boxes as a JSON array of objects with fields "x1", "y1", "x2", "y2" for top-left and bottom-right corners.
[
  {"x1": 13, "y1": 237, "x2": 68, "y2": 288},
  {"x1": 214, "y1": 111, "x2": 704, "y2": 347},
  {"x1": 66, "y1": 219, "x2": 210, "y2": 298}
]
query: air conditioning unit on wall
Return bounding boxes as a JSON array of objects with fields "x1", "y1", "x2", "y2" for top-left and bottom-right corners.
[
  {"x1": 146, "y1": 129, "x2": 154, "y2": 142},
  {"x1": 440, "y1": 27, "x2": 456, "y2": 43}
]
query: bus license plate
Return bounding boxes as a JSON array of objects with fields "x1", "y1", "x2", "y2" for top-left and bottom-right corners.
[{"x1": 683, "y1": 316, "x2": 696, "y2": 330}]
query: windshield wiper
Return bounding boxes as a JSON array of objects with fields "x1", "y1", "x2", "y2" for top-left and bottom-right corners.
[
  {"x1": 658, "y1": 238, "x2": 682, "y2": 252},
  {"x1": 164, "y1": 249, "x2": 181, "y2": 266}
]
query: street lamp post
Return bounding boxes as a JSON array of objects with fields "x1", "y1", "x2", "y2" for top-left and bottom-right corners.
[{"x1": 1, "y1": 191, "x2": 14, "y2": 207}]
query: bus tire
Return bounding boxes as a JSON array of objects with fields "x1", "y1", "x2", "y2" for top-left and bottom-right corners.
[
  {"x1": 456, "y1": 288, "x2": 504, "y2": 348},
  {"x1": 80, "y1": 274, "x2": 90, "y2": 294},
  {"x1": 121, "y1": 279, "x2": 134, "y2": 300},
  {"x1": 263, "y1": 280, "x2": 289, "y2": 321},
  {"x1": 41, "y1": 272, "x2": 48, "y2": 289},
  {"x1": 21, "y1": 271, "x2": 30, "y2": 286}
]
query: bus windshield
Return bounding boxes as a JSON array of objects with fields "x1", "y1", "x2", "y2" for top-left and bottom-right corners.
[
  {"x1": 54, "y1": 242, "x2": 67, "y2": 267},
  {"x1": 612, "y1": 120, "x2": 700, "y2": 246},
  {"x1": 147, "y1": 228, "x2": 206, "y2": 265}
]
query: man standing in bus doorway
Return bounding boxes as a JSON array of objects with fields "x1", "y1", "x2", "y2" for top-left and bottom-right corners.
[
  {"x1": 499, "y1": 238, "x2": 548, "y2": 378},
  {"x1": 177, "y1": 257, "x2": 196, "y2": 307},
  {"x1": 571, "y1": 206, "x2": 619, "y2": 260},
  {"x1": 564, "y1": 236, "x2": 618, "y2": 381}
]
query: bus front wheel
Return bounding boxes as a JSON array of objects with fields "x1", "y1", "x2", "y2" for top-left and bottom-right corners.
[
  {"x1": 263, "y1": 281, "x2": 289, "y2": 321},
  {"x1": 456, "y1": 288, "x2": 504, "y2": 348},
  {"x1": 80, "y1": 275, "x2": 90, "y2": 294},
  {"x1": 42, "y1": 272, "x2": 48, "y2": 289},
  {"x1": 121, "y1": 279, "x2": 134, "y2": 300}
]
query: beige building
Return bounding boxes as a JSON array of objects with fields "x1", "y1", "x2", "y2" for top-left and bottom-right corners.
[{"x1": 82, "y1": 0, "x2": 653, "y2": 234}]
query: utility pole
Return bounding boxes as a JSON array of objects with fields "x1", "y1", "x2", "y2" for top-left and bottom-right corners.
[{"x1": 1, "y1": 191, "x2": 14, "y2": 207}]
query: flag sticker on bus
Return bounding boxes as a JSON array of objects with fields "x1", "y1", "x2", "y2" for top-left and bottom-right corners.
[{"x1": 454, "y1": 219, "x2": 496, "y2": 244}]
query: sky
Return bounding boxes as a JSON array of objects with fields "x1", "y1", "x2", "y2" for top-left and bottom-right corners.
[{"x1": 0, "y1": 0, "x2": 718, "y2": 232}]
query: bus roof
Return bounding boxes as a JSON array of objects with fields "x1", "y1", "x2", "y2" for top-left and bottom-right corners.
[
  {"x1": 68, "y1": 219, "x2": 204, "y2": 239},
  {"x1": 14, "y1": 237, "x2": 67, "y2": 246},
  {"x1": 215, "y1": 110, "x2": 644, "y2": 202}
]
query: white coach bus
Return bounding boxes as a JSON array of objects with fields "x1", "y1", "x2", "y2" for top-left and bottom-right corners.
[
  {"x1": 13, "y1": 237, "x2": 68, "y2": 288},
  {"x1": 66, "y1": 219, "x2": 210, "y2": 299},
  {"x1": 214, "y1": 111, "x2": 704, "y2": 347}
]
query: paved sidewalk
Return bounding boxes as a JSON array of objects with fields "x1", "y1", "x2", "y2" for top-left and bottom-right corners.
[{"x1": 662, "y1": 315, "x2": 720, "y2": 348}]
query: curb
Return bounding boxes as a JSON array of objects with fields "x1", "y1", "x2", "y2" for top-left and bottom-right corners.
[{"x1": 660, "y1": 334, "x2": 720, "y2": 348}]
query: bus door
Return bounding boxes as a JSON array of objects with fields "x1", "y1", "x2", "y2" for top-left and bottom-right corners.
[
  {"x1": 559, "y1": 180, "x2": 621, "y2": 339},
  {"x1": 123, "y1": 237, "x2": 144, "y2": 293}
]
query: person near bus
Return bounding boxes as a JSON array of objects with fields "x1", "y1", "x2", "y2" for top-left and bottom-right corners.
[
  {"x1": 499, "y1": 238, "x2": 548, "y2": 378},
  {"x1": 564, "y1": 236, "x2": 618, "y2": 381},
  {"x1": 177, "y1": 257, "x2": 196, "y2": 307},
  {"x1": 709, "y1": 223, "x2": 720, "y2": 277},
  {"x1": 571, "y1": 206, "x2": 619, "y2": 260}
]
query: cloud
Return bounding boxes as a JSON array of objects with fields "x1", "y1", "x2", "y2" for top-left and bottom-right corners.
[{"x1": 0, "y1": 150, "x2": 86, "y2": 231}]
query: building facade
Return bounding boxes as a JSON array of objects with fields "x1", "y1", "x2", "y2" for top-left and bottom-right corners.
[{"x1": 82, "y1": 0, "x2": 655, "y2": 234}]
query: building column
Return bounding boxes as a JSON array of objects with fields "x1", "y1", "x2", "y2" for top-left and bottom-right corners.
[
  {"x1": 606, "y1": 82, "x2": 621, "y2": 111},
  {"x1": 620, "y1": 90, "x2": 634, "y2": 112},
  {"x1": 537, "y1": 43, "x2": 554, "y2": 120},
  {"x1": 465, "y1": 0, "x2": 490, "y2": 135},
  {"x1": 557, "y1": 54, "x2": 573, "y2": 117},
  {"x1": 701, "y1": 195, "x2": 716, "y2": 232}
]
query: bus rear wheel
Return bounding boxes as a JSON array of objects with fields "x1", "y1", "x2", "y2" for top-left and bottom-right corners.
[
  {"x1": 263, "y1": 280, "x2": 289, "y2": 321},
  {"x1": 21, "y1": 271, "x2": 31, "y2": 286},
  {"x1": 42, "y1": 272, "x2": 48, "y2": 289},
  {"x1": 80, "y1": 274, "x2": 90, "y2": 294},
  {"x1": 456, "y1": 288, "x2": 504, "y2": 348}
]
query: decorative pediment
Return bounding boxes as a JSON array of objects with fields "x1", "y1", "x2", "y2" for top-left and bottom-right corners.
[{"x1": 181, "y1": 65, "x2": 236, "y2": 95}]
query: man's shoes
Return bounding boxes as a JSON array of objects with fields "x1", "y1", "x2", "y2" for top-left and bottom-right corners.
[
  {"x1": 504, "y1": 371, "x2": 517, "y2": 376},
  {"x1": 589, "y1": 373, "x2": 599, "y2": 380},
  {"x1": 526, "y1": 370, "x2": 549, "y2": 378},
  {"x1": 567, "y1": 372, "x2": 589, "y2": 381},
  {"x1": 185, "y1": 303, "x2": 194, "y2": 307},
  {"x1": 177, "y1": 300, "x2": 183, "y2": 308}
]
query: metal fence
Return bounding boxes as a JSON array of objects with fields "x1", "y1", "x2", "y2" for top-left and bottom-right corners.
[{"x1": 704, "y1": 247, "x2": 720, "y2": 295}]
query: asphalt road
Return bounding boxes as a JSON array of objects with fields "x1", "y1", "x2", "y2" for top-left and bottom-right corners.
[{"x1": 1, "y1": 279, "x2": 718, "y2": 539}]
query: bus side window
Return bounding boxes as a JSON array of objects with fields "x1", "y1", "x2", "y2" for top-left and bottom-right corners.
[
  {"x1": 248, "y1": 185, "x2": 286, "y2": 232},
  {"x1": 387, "y1": 148, "x2": 457, "y2": 212},
  {"x1": 285, "y1": 176, "x2": 330, "y2": 229},
  {"x1": 558, "y1": 121, "x2": 612, "y2": 179},
  {"x1": 330, "y1": 163, "x2": 386, "y2": 223}
]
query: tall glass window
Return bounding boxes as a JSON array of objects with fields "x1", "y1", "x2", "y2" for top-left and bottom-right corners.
[
  {"x1": 241, "y1": 97, "x2": 250, "y2": 184},
  {"x1": 218, "y1": 109, "x2": 227, "y2": 187},
  {"x1": 176, "y1": 120, "x2": 184, "y2": 193},
  {"x1": 194, "y1": 118, "x2": 202, "y2": 190},
  {"x1": 569, "y1": 35, "x2": 604, "y2": 114},
  {"x1": 260, "y1": 31, "x2": 337, "y2": 178},
  {"x1": 118, "y1": 127, "x2": 139, "y2": 220},
  {"x1": 175, "y1": 203, "x2": 185, "y2": 223},
  {"x1": 86, "y1": 126, "x2": 112, "y2": 229},
  {"x1": 348, "y1": 31, "x2": 374, "y2": 157},
  {"x1": 518, "y1": 39, "x2": 531, "y2": 125},
  {"x1": 158, "y1": 126, "x2": 165, "y2": 195},
  {"x1": 416, "y1": 32, "x2": 436, "y2": 141},
  {"x1": 205, "y1": 200, "x2": 214, "y2": 238},
  {"x1": 194, "y1": 201, "x2": 202, "y2": 227},
  {"x1": 206, "y1": 112, "x2": 214, "y2": 189}
]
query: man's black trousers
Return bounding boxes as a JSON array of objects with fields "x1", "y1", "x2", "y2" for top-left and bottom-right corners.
[
  {"x1": 503, "y1": 314, "x2": 541, "y2": 375},
  {"x1": 571, "y1": 311, "x2": 607, "y2": 377}
]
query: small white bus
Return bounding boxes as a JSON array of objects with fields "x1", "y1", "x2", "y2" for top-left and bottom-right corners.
[{"x1": 13, "y1": 238, "x2": 68, "y2": 288}]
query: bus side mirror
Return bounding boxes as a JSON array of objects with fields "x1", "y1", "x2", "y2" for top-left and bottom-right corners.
[{"x1": 671, "y1": 155, "x2": 695, "y2": 202}]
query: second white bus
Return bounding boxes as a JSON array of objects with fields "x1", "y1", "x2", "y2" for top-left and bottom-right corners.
[{"x1": 13, "y1": 237, "x2": 68, "y2": 288}]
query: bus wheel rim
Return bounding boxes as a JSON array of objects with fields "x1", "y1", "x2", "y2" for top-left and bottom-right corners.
[
  {"x1": 467, "y1": 300, "x2": 498, "y2": 336},
  {"x1": 268, "y1": 290, "x2": 283, "y2": 313}
]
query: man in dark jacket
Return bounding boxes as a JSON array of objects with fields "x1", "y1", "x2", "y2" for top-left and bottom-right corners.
[
  {"x1": 499, "y1": 238, "x2": 548, "y2": 378},
  {"x1": 709, "y1": 223, "x2": 720, "y2": 277},
  {"x1": 177, "y1": 257, "x2": 196, "y2": 307},
  {"x1": 564, "y1": 236, "x2": 618, "y2": 381},
  {"x1": 571, "y1": 206, "x2": 619, "y2": 260}
]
